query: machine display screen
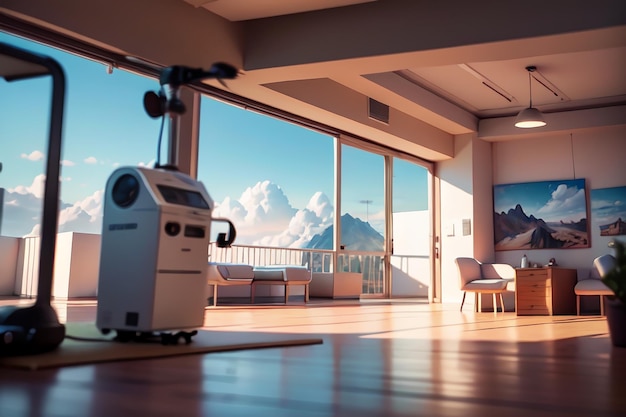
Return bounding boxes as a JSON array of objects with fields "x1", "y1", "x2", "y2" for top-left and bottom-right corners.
[{"x1": 157, "y1": 185, "x2": 210, "y2": 209}]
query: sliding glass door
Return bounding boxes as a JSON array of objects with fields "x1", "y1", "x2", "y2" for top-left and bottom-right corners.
[
  {"x1": 390, "y1": 157, "x2": 431, "y2": 297},
  {"x1": 339, "y1": 144, "x2": 386, "y2": 296}
]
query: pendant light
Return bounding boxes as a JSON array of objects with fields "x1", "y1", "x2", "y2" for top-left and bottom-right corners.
[{"x1": 515, "y1": 66, "x2": 546, "y2": 128}]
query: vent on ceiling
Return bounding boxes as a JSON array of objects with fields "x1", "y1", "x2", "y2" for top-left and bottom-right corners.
[{"x1": 368, "y1": 98, "x2": 389, "y2": 124}]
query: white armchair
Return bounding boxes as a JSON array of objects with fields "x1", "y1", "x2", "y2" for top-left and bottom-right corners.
[
  {"x1": 455, "y1": 257, "x2": 514, "y2": 312},
  {"x1": 574, "y1": 254, "x2": 615, "y2": 315}
]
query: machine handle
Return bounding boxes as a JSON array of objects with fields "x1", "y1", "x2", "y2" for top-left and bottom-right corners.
[{"x1": 212, "y1": 218, "x2": 237, "y2": 248}]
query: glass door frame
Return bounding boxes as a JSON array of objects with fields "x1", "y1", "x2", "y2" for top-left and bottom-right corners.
[{"x1": 337, "y1": 135, "x2": 435, "y2": 299}]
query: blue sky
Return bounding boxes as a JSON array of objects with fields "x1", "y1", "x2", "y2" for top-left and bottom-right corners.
[
  {"x1": 1, "y1": 31, "x2": 427, "y2": 245},
  {"x1": 493, "y1": 178, "x2": 587, "y2": 223},
  {"x1": 198, "y1": 98, "x2": 335, "y2": 209},
  {"x1": 590, "y1": 186, "x2": 626, "y2": 230},
  {"x1": 1, "y1": 32, "x2": 159, "y2": 198}
]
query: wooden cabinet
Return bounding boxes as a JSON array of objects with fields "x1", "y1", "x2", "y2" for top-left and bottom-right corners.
[{"x1": 515, "y1": 267, "x2": 577, "y2": 315}]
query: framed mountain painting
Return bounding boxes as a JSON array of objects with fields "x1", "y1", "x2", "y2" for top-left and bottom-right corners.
[
  {"x1": 493, "y1": 178, "x2": 589, "y2": 251},
  {"x1": 590, "y1": 186, "x2": 626, "y2": 236}
]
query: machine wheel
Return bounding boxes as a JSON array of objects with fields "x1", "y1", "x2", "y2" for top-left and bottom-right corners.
[{"x1": 114, "y1": 330, "x2": 135, "y2": 342}]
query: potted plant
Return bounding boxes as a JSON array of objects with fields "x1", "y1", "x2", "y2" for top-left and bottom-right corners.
[{"x1": 601, "y1": 240, "x2": 626, "y2": 347}]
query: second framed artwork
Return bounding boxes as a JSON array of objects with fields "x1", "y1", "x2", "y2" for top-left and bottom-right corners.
[
  {"x1": 590, "y1": 186, "x2": 626, "y2": 236},
  {"x1": 493, "y1": 178, "x2": 589, "y2": 251}
]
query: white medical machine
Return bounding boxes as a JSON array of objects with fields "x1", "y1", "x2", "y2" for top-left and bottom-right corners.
[
  {"x1": 96, "y1": 166, "x2": 216, "y2": 335},
  {"x1": 95, "y1": 63, "x2": 238, "y2": 342}
]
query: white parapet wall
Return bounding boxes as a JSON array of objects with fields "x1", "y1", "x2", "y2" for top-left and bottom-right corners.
[
  {"x1": 13, "y1": 232, "x2": 101, "y2": 299},
  {"x1": 0, "y1": 235, "x2": 19, "y2": 295},
  {"x1": 310, "y1": 272, "x2": 361, "y2": 299},
  {"x1": 53, "y1": 232, "x2": 101, "y2": 298},
  {"x1": 14, "y1": 235, "x2": 39, "y2": 297}
]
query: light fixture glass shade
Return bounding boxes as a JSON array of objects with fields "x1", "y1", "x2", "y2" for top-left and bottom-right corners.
[{"x1": 514, "y1": 107, "x2": 546, "y2": 128}]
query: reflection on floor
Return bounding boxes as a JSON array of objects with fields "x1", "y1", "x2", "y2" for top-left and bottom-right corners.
[{"x1": 0, "y1": 297, "x2": 624, "y2": 417}]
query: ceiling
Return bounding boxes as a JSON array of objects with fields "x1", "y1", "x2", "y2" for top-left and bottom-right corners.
[
  {"x1": 401, "y1": 48, "x2": 626, "y2": 118},
  {"x1": 180, "y1": 0, "x2": 626, "y2": 143},
  {"x1": 4, "y1": 0, "x2": 622, "y2": 158},
  {"x1": 184, "y1": 0, "x2": 377, "y2": 21}
]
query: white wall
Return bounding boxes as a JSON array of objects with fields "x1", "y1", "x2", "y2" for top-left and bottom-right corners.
[
  {"x1": 471, "y1": 137, "x2": 496, "y2": 261},
  {"x1": 438, "y1": 134, "x2": 479, "y2": 305},
  {"x1": 437, "y1": 125, "x2": 626, "y2": 308},
  {"x1": 492, "y1": 125, "x2": 626, "y2": 279}
]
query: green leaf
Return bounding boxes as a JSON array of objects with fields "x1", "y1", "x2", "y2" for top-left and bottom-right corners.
[{"x1": 602, "y1": 240, "x2": 626, "y2": 304}]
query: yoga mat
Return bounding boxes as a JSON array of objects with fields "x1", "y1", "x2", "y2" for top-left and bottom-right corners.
[{"x1": 0, "y1": 322, "x2": 323, "y2": 370}]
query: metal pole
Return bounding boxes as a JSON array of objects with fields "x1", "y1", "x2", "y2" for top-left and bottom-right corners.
[{"x1": 0, "y1": 187, "x2": 4, "y2": 236}]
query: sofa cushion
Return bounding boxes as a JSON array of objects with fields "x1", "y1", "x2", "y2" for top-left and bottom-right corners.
[
  {"x1": 208, "y1": 263, "x2": 254, "y2": 280},
  {"x1": 253, "y1": 265, "x2": 311, "y2": 282}
]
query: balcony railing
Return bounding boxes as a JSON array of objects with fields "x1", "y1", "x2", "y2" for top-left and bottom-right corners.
[
  {"x1": 208, "y1": 242, "x2": 385, "y2": 294},
  {"x1": 5, "y1": 236, "x2": 389, "y2": 298}
]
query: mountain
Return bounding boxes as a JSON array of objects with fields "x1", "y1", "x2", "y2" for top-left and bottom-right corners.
[
  {"x1": 494, "y1": 203, "x2": 589, "y2": 249},
  {"x1": 529, "y1": 222, "x2": 563, "y2": 249},
  {"x1": 600, "y1": 217, "x2": 626, "y2": 236},
  {"x1": 493, "y1": 204, "x2": 538, "y2": 243},
  {"x1": 306, "y1": 213, "x2": 384, "y2": 251}
]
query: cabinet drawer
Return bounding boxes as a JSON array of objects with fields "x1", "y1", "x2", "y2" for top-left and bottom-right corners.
[
  {"x1": 517, "y1": 294, "x2": 551, "y2": 313},
  {"x1": 517, "y1": 291, "x2": 550, "y2": 303},
  {"x1": 517, "y1": 278, "x2": 551, "y2": 291},
  {"x1": 516, "y1": 269, "x2": 548, "y2": 279}
]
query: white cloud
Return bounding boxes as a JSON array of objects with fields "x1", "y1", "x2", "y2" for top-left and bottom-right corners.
[
  {"x1": 138, "y1": 159, "x2": 156, "y2": 168},
  {"x1": 306, "y1": 191, "x2": 333, "y2": 221},
  {"x1": 537, "y1": 184, "x2": 587, "y2": 222},
  {"x1": 20, "y1": 151, "x2": 45, "y2": 161},
  {"x1": 58, "y1": 189, "x2": 104, "y2": 234},
  {"x1": 25, "y1": 223, "x2": 41, "y2": 238},
  {"x1": 213, "y1": 182, "x2": 333, "y2": 248},
  {"x1": 3, "y1": 176, "x2": 332, "y2": 248},
  {"x1": 61, "y1": 160, "x2": 75, "y2": 166},
  {"x1": 212, "y1": 196, "x2": 247, "y2": 224},
  {"x1": 240, "y1": 181, "x2": 296, "y2": 227},
  {"x1": 212, "y1": 180, "x2": 296, "y2": 244},
  {"x1": 20, "y1": 150, "x2": 45, "y2": 161},
  {"x1": 590, "y1": 197, "x2": 626, "y2": 226},
  {"x1": 2, "y1": 185, "x2": 44, "y2": 237},
  {"x1": 264, "y1": 191, "x2": 334, "y2": 248},
  {"x1": 551, "y1": 183, "x2": 579, "y2": 202},
  {"x1": 9, "y1": 174, "x2": 46, "y2": 199},
  {"x1": 2, "y1": 175, "x2": 103, "y2": 237},
  {"x1": 84, "y1": 156, "x2": 98, "y2": 164}
]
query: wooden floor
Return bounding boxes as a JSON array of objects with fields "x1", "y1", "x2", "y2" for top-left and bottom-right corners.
[{"x1": 1, "y1": 297, "x2": 625, "y2": 417}]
